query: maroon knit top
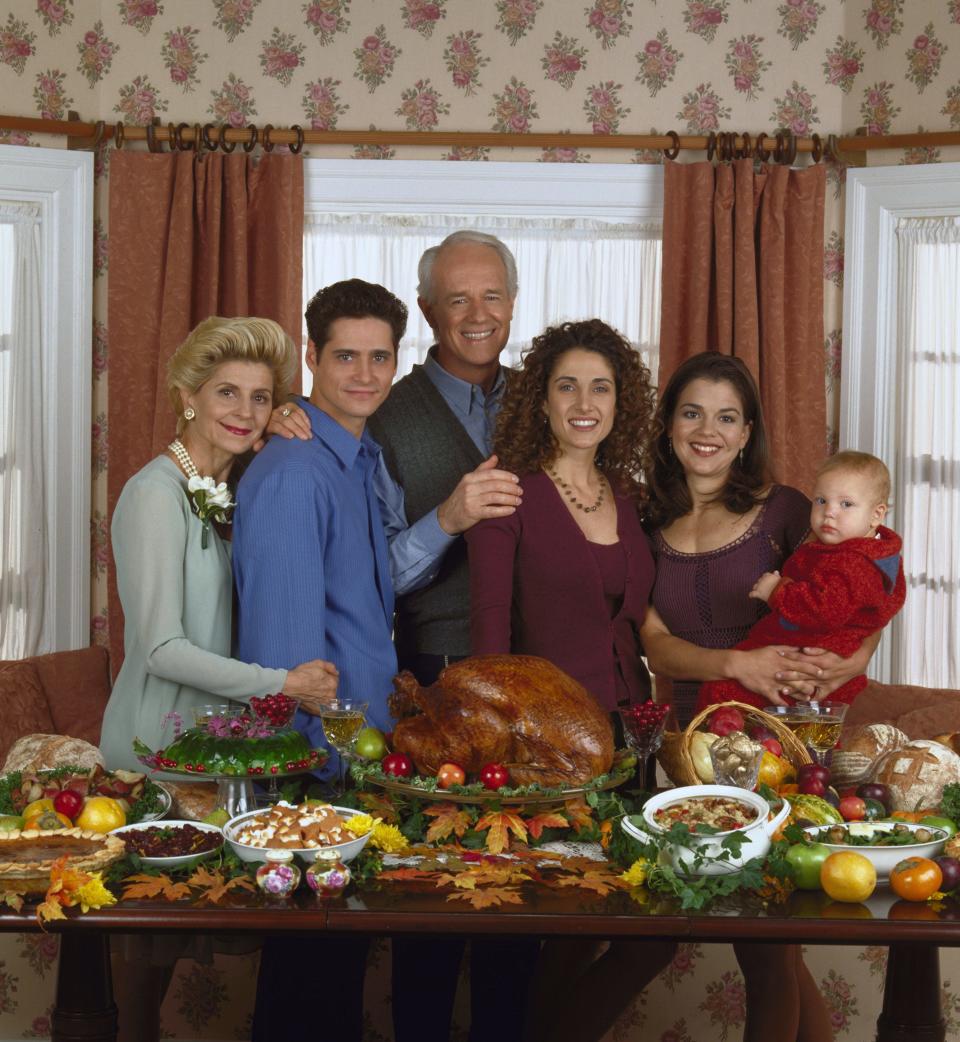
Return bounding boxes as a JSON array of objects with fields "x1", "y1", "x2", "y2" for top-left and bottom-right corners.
[{"x1": 649, "y1": 484, "x2": 811, "y2": 727}]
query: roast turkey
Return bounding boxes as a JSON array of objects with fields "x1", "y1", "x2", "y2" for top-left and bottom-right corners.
[{"x1": 388, "y1": 654, "x2": 614, "y2": 786}]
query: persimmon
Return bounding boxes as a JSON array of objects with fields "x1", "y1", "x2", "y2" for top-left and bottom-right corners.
[{"x1": 889, "y1": 857, "x2": 943, "y2": 902}]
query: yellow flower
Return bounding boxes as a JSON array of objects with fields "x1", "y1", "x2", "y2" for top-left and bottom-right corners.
[
  {"x1": 344, "y1": 813, "x2": 377, "y2": 837},
  {"x1": 620, "y1": 858, "x2": 650, "y2": 887},
  {"x1": 370, "y1": 822, "x2": 409, "y2": 854},
  {"x1": 73, "y1": 874, "x2": 116, "y2": 913}
]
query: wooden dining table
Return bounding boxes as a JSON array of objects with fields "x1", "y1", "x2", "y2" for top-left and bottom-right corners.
[{"x1": 1, "y1": 873, "x2": 956, "y2": 1042}]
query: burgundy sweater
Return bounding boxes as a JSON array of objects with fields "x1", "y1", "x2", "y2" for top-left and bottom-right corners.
[{"x1": 466, "y1": 471, "x2": 655, "y2": 712}]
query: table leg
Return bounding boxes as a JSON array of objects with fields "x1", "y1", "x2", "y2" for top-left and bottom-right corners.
[
  {"x1": 876, "y1": 943, "x2": 945, "y2": 1042},
  {"x1": 51, "y1": 933, "x2": 117, "y2": 1042}
]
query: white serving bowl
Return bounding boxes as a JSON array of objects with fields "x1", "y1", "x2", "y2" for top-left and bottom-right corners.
[
  {"x1": 113, "y1": 819, "x2": 223, "y2": 869},
  {"x1": 223, "y1": 804, "x2": 372, "y2": 864},
  {"x1": 801, "y1": 820, "x2": 949, "y2": 881},
  {"x1": 623, "y1": 784, "x2": 790, "y2": 876}
]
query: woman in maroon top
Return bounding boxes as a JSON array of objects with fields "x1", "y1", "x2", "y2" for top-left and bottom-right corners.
[
  {"x1": 641, "y1": 353, "x2": 877, "y2": 1042},
  {"x1": 468, "y1": 320, "x2": 674, "y2": 1042},
  {"x1": 467, "y1": 318, "x2": 657, "y2": 712}
]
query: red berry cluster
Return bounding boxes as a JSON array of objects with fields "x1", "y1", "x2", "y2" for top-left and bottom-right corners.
[
  {"x1": 621, "y1": 702, "x2": 670, "y2": 741},
  {"x1": 250, "y1": 693, "x2": 297, "y2": 727}
]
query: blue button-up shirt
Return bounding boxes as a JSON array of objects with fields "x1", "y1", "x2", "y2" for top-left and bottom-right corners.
[{"x1": 234, "y1": 402, "x2": 398, "y2": 758}]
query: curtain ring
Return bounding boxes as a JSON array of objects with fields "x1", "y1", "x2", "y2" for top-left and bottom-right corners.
[
  {"x1": 705, "y1": 131, "x2": 717, "y2": 162},
  {"x1": 716, "y1": 131, "x2": 729, "y2": 162},
  {"x1": 754, "y1": 132, "x2": 768, "y2": 163},
  {"x1": 216, "y1": 124, "x2": 236, "y2": 153},
  {"x1": 779, "y1": 129, "x2": 797, "y2": 165},
  {"x1": 113, "y1": 121, "x2": 125, "y2": 150},
  {"x1": 200, "y1": 123, "x2": 218, "y2": 153},
  {"x1": 145, "y1": 120, "x2": 164, "y2": 153},
  {"x1": 243, "y1": 124, "x2": 258, "y2": 152},
  {"x1": 262, "y1": 124, "x2": 275, "y2": 152},
  {"x1": 662, "y1": 130, "x2": 680, "y2": 161},
  {"x1": 289, "y1": 124, "x2": 304, "y2": 155},
  {"x1": 739, "y1": 132, "x2": 752, "y2": 159},
  {"x1": 773, "y1": 130, "x2": 785, "y2": 163},
  {"x1": 825, "y1": 133, "x2": 842, "y2": 164},
  {"x1": 810, "y1": 132, "x2": 823, "y2": 163},
  {"x1": 84, "y1": 120, "x2": 105, "y2": 150}
]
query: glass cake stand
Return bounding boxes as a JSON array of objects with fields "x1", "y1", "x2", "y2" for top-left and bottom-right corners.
[{"x1": 152, "y1": 764, "x2": 327, "y2": 818}]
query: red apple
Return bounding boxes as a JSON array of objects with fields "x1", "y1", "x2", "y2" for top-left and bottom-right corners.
[
  {"x1": 53, "y1": 789, "x2": 84, "y2": 820},
  {"x1": 708, "y1": 707, "x2": 746, "y2": 737},
  {"x1": 839, "y1": 795, "x2": 867, "y2": 821},
  {"x1": 437, "y1": 763, "x2": 466, "y2": 789},
  {"x1": 382, "y1": 752, "x2": 412, "y2": 778},
  {"x1": 761, "y1": 738, "x2": 784, "y2": 758},
  {"x1": 798, "y1": 763, "x2": 831, "y2": 786},
  {"x1": 799, "y1": 776, "x2": 827, "y2": 797},
  {"x1": 747, "y1": 723, "x2": 778, "y2": 744},
  {"x1": 480, "y1": 762, "x2": 510, "y2": 790}
]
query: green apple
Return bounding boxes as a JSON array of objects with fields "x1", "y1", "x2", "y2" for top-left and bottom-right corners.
[
  {"x1": 0, "y1": 815, "x2": 24, "y2": 832},
  {"x1": 786, "y1": 841, "x2": 832, "y2": 890},
  {"x1": 202, "y1": 808, "x2": 230, "y2": 828},
  {"x1": 355, "y1": 726, "x2": 388, "y2": 761}
]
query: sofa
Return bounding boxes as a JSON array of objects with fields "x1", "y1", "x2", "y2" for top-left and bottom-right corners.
[
  {"x1": 0, "y1": 646, "x2": 111, "y2": 766},
  {"x1": 844, "y1": 678, "x2": 960, "y2": 740}
]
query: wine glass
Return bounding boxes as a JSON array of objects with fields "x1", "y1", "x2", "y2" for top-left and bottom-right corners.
[
  {"x1": 790, "y1": 701, "x2": 848, "y2": 766},
  {"x1": 319, "y1": 700, "x2": 368, "y2": 796},
  {"x1": 618, "y1": 703, "x2": 670, "y2": 793}
]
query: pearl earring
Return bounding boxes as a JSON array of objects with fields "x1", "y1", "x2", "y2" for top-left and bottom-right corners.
[{"x1": 184, "y1": 407, "x2": 196, "y2": 421}]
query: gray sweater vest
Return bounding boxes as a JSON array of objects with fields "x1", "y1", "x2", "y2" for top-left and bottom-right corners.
[{"x1": 367, "y1": 365, "x2": 485, "y2": 658}]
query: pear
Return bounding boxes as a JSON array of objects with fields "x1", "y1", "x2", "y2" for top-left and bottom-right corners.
[
  {"x1": 0, "y1": 815, "x2": 24, "y2": 832},
  {"x1": 202, "y1": 808, "x2": 230, "y2": 828}
]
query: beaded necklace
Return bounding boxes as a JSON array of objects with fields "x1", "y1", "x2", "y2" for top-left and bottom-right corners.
[{"x1": 546, "y1": 467, "x2": 607, "y2": 513}]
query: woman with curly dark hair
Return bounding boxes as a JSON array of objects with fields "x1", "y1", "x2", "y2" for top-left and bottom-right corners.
[
  {"x1": 467, "y1": 318, "x2": 657, "y2": 711},
  {"x1": 467, "y1": 319, "x2": 673, "y2": 1042}
]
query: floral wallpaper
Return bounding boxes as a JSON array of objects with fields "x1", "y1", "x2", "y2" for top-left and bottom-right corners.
[{"x1": 2, "y1": 0, "x2": 960, "y2": 1038}]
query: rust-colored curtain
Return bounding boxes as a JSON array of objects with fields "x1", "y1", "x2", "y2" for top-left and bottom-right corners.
[
  {"x1": 659, "y1": 157, "x2": 826, "y2": 495},
  {"x1": 107, "y1": 151, "x2": 304, "y2": 674}
]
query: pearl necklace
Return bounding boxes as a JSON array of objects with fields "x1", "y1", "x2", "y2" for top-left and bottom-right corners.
[
  {"x1": 168, "y1": 439, "x2": 200, "y2": 479},
  {"x1": 547, "y1": 467, "x2": 607, "y2": 513}
]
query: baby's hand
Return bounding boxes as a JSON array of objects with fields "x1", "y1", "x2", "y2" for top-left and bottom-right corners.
[{"x1": 749, "y1": 571, "x2": 780, "y2": 603}]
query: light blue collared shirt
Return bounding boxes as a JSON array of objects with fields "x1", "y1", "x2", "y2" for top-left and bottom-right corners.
[{"x1": 375, "y1": 349, "x2": 507, "y2": 595}]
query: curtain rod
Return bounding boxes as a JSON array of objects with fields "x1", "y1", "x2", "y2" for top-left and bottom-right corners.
[{"x1": 3, "y1": 112, "x2": 959, "y2": 159}]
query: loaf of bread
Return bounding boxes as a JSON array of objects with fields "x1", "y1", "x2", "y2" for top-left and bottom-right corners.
[
  {"x1": 831, "y1": 724, "x2": 908, "y2": 788},
  {"x1": 2, "y1": 734, "x2": 105, "y2": 774},
  {"x1": 873, "y1": 739, "x2": 960, "y2": 812},
  {"x1": 163, "y1": 781, "x2": 218, "y2": 821}
]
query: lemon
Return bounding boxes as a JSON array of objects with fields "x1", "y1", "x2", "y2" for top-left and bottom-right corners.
[
  {"x1": 76, "y1": 796, "x2": 127, "y2": 833},
  {"x1": 21, "y1": 798, "x2": 55, "y2": 820},
  {"x1": 820, "y1": 851, "x2": 877, "y2": 903}
]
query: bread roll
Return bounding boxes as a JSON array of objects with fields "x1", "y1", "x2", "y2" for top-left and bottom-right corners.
[
  {"x1": 2, "y1": 734, "x2": 105, "y2": 774},
  {"x1": 873, "y1": 739, "x2": 960, "y2": 812},
  {"x1": 831, "y1": 724, "x2": 908, "y2": 788}
]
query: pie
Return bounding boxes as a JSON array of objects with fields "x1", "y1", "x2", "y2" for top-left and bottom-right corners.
[{"x1": 0, "y1": 827, "x2": 125, "y2": 894}]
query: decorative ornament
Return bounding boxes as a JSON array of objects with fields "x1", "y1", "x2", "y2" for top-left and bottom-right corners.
[
  {"x1": 546, "y1": 468, "x2": 606, "y2": 513},
  {"x1": 183, "y1": 406, "x2": 196, "y2": 420},
  {"x1": 255, "y1": 850, "x2": 301, "y2": 898},
  {"x1": 168, "y1": 440, "x2": 234, "y2": 548},
  {"x1": 306, "y1": 850, "x2": 351, "y2": 896}
]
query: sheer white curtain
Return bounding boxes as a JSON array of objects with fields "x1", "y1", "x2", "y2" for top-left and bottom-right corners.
[
  {"x1": 303, "y1": 212, "x2": 661, "y2": 382},
  {"x1": 0, "y1": 202, "x2": 46, "y2": 658},
  {"x1": 893, "y1": 216, "x2": 960, "y2": 687}
]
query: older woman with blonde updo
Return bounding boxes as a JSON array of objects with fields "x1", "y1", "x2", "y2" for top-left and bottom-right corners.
[{"x1": 100, "y1": 316, "x2": 339, "y2": 774}]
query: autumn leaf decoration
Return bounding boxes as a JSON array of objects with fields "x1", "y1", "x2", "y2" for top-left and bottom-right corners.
[
  {"x1": 36, "y1": 856, "x2": 117, "y2": 926},
  {"x1": 120, "y1": 865, "x2": 255, "y2": 905},
  {"x1": 475, "y1": 810, "x2": 528, "y2": 854},
  {"x1": 424, "y1": 802, "x2": 473, "y2": 844}
]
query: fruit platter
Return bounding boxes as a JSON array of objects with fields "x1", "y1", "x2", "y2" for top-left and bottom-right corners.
[
  {"x1": 133, "y1": 695, "x2": 328, "y2": 817},
  {"x1": 0, "y1": 764, "x2": 168, "y2": 833}
]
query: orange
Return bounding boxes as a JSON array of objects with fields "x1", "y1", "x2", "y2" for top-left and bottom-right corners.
[
  {"x1": 75, "y1": 796, "x2": 126, "y2": 833},
  {"x1": 820, "y1": 851, "x2": 877, "y2": 903}
]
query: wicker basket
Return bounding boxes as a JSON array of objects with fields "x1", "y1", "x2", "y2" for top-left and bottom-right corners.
[{"x1": 655, "y1": 700, "x2": 812, "y2": 786}]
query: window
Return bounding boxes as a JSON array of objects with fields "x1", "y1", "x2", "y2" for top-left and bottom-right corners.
[
  {"x1": 0, "y1": 147, "x2": 93, "y2": 656},
  {"x1": 841, "y1": 163, "x2": 960, "y2": 687},
  {"x1": 302, "y1": 159, "x2": 663, "y2": 385}
]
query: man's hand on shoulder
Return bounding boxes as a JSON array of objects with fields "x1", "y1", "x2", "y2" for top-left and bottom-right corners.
[
  {"x1": 436, "y1": 455, "x2": 522, "y2": 535},
  {"x1": 252, "y1": 401, "x2": 312, "y2": 452}
]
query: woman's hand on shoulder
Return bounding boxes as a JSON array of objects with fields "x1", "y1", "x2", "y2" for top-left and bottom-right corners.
[
  {"x1": 252, "y1": 402, "x2": 311, "y2": 451},
  {"x1": 285, "y1": 659, "x2": 339, "y2": 713}
]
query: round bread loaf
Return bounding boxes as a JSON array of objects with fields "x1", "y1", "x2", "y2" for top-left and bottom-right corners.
[
  {"x1": 831, "y1": 724, "x2": 908, "y2": 788},
  {"x1": 872, "y1": 739, "x2": 960, "y2": 812},
  {"x1": 2, "y1": 734, "x2": 105, "y2": 774}
]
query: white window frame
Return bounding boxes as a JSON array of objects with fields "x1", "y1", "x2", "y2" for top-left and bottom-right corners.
[
  {"x1": 0, "y1": 145, "x2": 93, "y2": 652},
  {"x1": 841, "y1": 161, "x2": 960, "y2": 683},
  {"x1": 305, "y1": 158, "x2": 664, "y2": 221}
]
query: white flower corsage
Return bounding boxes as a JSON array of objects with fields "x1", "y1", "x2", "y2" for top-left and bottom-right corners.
[{"x1": 187, "y1": 475, "x2": 235, "y2": 548}]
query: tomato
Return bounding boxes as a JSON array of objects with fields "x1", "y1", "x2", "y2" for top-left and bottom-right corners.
[
  {"x1": 889, "y1": 857, "x2": 943, "y2": 902},
  {"x1": 436, "y1": 763, "x2": 466, "y2": 789},
  {"x1": 919, "y1": 815, "x2": 958, "y2": 838},
  {"x1": 479, "y1": 762, "x2": 510, "y2": 790},
  {"x1": 820, "y1": 851, "x2": 877, "y2": 903},
  {"x1": 53, "y1": 789, "x2": 84, "y2": 820},
  {"x1": 786, "y1": 841, "x2": 832, "y2": 890},
  {"x1": 382, "y1": 753, "x2": 413, "y2": 778},
  {"x1": 838, "y1": 796, "x2": 866, "y2": 822}
]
